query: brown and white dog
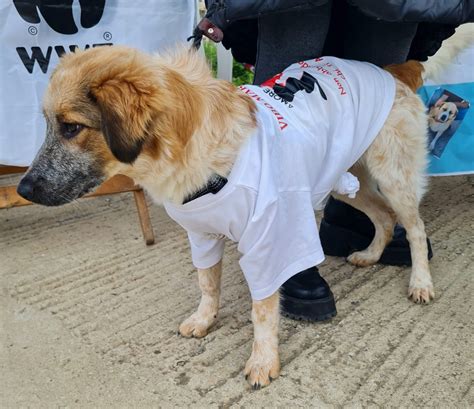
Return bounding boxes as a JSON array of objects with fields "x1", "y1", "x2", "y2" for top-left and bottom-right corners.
[
  {"x1": 428, "y1": 98, "x2": 458, "y2": 140},
  {"x1": 429, "y1": 98, "x2": 458, "y2": 130},
  {"x1": 18, "y1": 45, "x2": 434, "y2": 389}
]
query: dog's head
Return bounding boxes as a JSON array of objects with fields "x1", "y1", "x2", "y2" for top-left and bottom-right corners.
[
  {"x1": 17, "y1": 45, "x2": 202, "y2": 205},
  {"x1": 429, "y1": 100, "x2": 458, "y2": 125}
]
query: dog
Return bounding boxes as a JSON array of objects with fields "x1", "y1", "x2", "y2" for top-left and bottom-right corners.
[
  {"x1": 428, "y1": 99, "x2": 458, "y2": 132},
  {"x1": 427, "y1": 98, "x2": 458, "y2": 152},
  {"x1": 18, "y1": 45, "x2": 434, "y2": 389}
]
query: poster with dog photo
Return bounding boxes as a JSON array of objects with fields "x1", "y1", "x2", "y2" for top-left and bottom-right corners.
[
  {"x1": 426, "y1": 88, "x2": 470, "y2": 159},
  {"x1": 418, "y1": 32, "x2": 474, "y2": 176}
]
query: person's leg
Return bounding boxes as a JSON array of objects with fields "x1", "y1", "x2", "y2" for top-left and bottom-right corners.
[
  {"x1": 253, "y1": 1, "x2": 332, "y2": 85},
  {"x1": 342, "y1": 4, "x2": 418, "y2": 66}
]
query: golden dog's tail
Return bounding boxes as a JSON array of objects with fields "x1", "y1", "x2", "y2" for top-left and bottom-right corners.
[{"x1": 385, "y1": 23, "x2": 474, "y2": 92}]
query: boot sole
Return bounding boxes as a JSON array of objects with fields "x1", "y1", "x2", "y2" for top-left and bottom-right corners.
[{"x1": 280, "y1": 291, "x2": 337, "y2": 322}]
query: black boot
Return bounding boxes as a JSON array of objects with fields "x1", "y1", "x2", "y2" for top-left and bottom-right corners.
[
  {"x1": 320, "y1": 197, "x2": 433, "y2": 266},
  {"x1": 280, "y1": 267, "x2": 337, "y2": 322}
]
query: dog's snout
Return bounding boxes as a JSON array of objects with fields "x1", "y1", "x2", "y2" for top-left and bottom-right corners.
[
  {"x1": 439, "y1": 112, "x2": 449, "y2": 122},
  {"x1": 17, "y1": 174, "x2": 37, "y2": 201}
]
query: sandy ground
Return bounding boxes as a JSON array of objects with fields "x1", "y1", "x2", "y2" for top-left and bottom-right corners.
[{"x1": 1, "y1": 175, "x2": 473, "y2": 408}]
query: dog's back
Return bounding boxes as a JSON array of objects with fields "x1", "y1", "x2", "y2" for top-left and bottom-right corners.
[{"x1": 384, "y1": 61, "x2": 424, "y2": 92}]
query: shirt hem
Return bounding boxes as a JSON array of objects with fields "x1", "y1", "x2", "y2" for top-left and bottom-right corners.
[
  {"x1": 193, "y1": 254, "x2": 223, "y2": 270},
  {"x1": 248, "y1": 251, "x2": 326, "y2": 301}
]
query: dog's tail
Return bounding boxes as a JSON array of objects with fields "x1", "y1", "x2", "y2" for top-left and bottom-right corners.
[
  {"x1": 385, "y1": 23, "x2": 474, "y2": 92},
  {"x1": 421, "y1": 23, "x2": 474, "y2": 83}
]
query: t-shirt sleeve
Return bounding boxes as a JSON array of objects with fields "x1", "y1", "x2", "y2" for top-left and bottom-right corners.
[{"x1": 187, "y1": 231, "x2": 225, "y2": 270}]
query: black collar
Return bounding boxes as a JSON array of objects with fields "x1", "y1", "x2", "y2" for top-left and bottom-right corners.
[{"x1": 183, "y1": 174, "x2": 228, "y2": 204}]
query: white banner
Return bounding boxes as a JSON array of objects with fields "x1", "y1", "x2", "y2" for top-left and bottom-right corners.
[{"x1": 0, "y1": 0, "x2": 195, "y2": 166}]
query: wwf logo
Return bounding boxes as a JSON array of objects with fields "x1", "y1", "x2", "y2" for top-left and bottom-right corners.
[
  {"x1": 264, "y1": 71, "x2": 328, "y2": 102},
  {"x1": 13, "y1": 0, "x2": 106, "y2": 35},
  {"x1": 14, "y1": 0, "x2": 111, "y2": 74}
]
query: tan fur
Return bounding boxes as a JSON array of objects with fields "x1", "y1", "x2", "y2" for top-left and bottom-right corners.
[
  {"x1": 43, "y1": 45, "x2": 436, "y2": 389},
  {"x1": 244, "y1": 292, "x2": 280, "y2": 389},
  {"x1": 179, "y1": 261, "x2": 222, "y2": 338},
  {"x1": 385, "y1": 61, "x2": 425, "y2": 92}
]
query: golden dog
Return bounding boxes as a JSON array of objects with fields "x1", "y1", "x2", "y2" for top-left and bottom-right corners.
[
  {"x1": 428, "y1": 99, "x2": 458, "y2": 135},
  {"x1": 18, "y1": 46, "x2": 434, "y2": 389}
]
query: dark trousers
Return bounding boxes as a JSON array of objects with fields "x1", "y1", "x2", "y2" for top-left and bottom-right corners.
[{"x1": 253, "y1": 1, "x2": 418, "y2": 85}]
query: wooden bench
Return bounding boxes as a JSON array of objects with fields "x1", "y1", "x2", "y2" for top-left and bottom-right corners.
[{"x1": 0, "y1": 166, "x2": 155, "y2": 245}]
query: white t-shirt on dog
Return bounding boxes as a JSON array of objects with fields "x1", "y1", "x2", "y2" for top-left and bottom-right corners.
[{"x1": 165, "y1": 57, "x2": 396, "y2": 300}]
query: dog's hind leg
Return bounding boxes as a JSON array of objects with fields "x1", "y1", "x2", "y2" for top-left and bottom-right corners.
[
  {"x1": 332, "y1": 163, "x2": 397, "y2": 267},
  {"x1": 364, "y1": 82, "x2": 434, "y2": 303},
  {"x1": 179, "y1": 260, "x2": 222, "y2": 338}
]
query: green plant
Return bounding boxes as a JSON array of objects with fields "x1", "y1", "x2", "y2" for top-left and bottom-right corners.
[
  {"x1": 203, "y1": 40, "x2": 254, "y2": 86},
  {"x1": 232, "y1": 60, "x2": 254, "y2": 86},
  {"x1": 203, "y1": 40, "x2": 217, "y2": 76}
]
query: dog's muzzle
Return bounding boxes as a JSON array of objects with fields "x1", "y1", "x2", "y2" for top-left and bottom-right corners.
[
  {"x1": 438, "y1": 112, "x2": 450, "y2": 123},
  {"x1": 17, "y1": 172, "x2": 72, "y2": 206},
  {"x1": 17, "y1": 170, "x2": 103, "y2": 206}
]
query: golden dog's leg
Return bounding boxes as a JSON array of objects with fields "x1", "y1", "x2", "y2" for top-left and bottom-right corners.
[
  {"x1": 244, "y1": 291, "x2": 280, "y2": 389},
  {"x1": 375, "y1": 184, "x2": 434, "y2": 303},
  {"x1": 333, "y1": 164, "x2": 396, "y2": 267},
  {"x1": 364, "y1": 82, "x2": 434, "y2": 303},
  {"x1": 179, "y1": 260, "x2": 222, "y2": 338}
]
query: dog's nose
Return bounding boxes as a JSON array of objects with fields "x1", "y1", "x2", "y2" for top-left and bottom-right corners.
[{"x1": 17, "y1": 174, "x2": 36, "y2": 201}]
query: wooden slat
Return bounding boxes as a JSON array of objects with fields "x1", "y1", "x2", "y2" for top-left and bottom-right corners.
[
  {"x1": 0, "y1": 174, "x2": 141, "y2": 209},
  {"x1": 0, "y1": 166, "x2": 155, "y2": 245},
  {"x1": 133, "y1": 189, "x2": 156, "y2": 245},
  {"x1": 0, "y1": 185, "x2": 30, "y2": 207},
  {"x1": 89, "y1": 174, "x2": 140, "y2": 196},
  {"x1": 0, "y1": 166, "x2": 27, "y2": 176}
]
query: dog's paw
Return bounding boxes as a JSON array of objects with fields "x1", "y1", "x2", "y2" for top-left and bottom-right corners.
[
  {"x1": 244, "y1": 350, "x2": 280, "y2": 390},
  {"x1": 408, "y1": 286, "x2": 435, "y2": 304},
  {"x1": 179, "y1": 313, "x2": 216, "y2": 338},
  {"x1": 347, "y1": 250, "x2": 380, "y2": 267}
]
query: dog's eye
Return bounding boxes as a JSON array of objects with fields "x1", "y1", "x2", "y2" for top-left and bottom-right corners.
[{"x1": 61, "y1": 123, "x2": 84, "y2": 139}]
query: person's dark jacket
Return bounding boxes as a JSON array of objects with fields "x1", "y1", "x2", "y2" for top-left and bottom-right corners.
[
  {"x1": 203, "y1": 0, "x2": 473, "y2": 64},
  {"x1": 206, "y1": 0, "x2": 474, "y2": 30},
  {"x1": 205, "y1": 0, "x2": 327, "y2": 31},
  {"x1": 351, "y1": 0, "x2": 474, "y2": 24}
]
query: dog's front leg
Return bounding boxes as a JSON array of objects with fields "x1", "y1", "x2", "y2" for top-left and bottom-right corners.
[
  {"x1": 179, "y1": 260, "x2": 222, "y2": 338},
  {"x1": 244, "y1": 291, "x2": 280, "y2": 389},
  {"x1": 429, "y1": 131, "x2": 443, "y2": 151}
]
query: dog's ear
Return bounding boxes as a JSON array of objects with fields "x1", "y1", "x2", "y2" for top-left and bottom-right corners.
[
  {"x1": 450, "y1": 106, "x2": 459, "y2": 118},
  {"x1": 434, "y1": 95, "x2": 449, "y2": 107},
  {"x1": 89, "y1": 67, "x2": 158, "y2": 163}
]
